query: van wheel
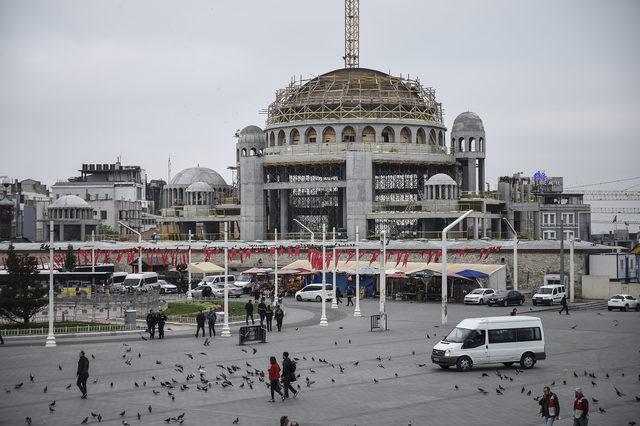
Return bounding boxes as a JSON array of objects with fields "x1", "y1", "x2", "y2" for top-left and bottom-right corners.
[
  {"x1": 479, "y1": 299, "x2": 484, "y2": 305},
  {"x1": 296, "y1": 295, "x2": 302, "y2": 301},
  {"x1": 532, "y1": 301, "x2": 537, "y2": 306},
  {"x1": 623, "y1": 304, "x2": 628, "y2": 312},
  {"x1": 439, "y1": 365, "x2": 450, "y2": 370},
  {"x1": 607, "y1": 307, "x2": 612, "y2": 311},
  {"x1": 549, "y1": 300, "x2": 553, "y2": 306},
  {"x1": 520, "y1": 352, "x2": 536, "y2": 369},
  {"x1": 315, "y1": 296, "x2": 322, "y2": 302},
  {"x1": 456, "y1": 356, "x2": 473, "y2": 372},
  {"x1": 635, "y1": 305, "x2": 639, "y2": 312}
]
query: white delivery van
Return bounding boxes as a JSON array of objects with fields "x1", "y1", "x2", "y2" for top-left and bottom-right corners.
[
  {"x1": 122, "y1": 272, "x2": 159, "y2": 293},
  {"x1": 532, "y1": 284, "x2": 566, "y2": 306},
  {"x1": 431, "y1": 316, "x2": 545, "y2": 371}
]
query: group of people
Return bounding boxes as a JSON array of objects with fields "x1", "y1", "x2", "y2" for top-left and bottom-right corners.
[
  {"x1": 539, "y1": 386, "x2": 589, "y2": 425},
  {"x1": 245, "y1": 299, "x2": 285, "y2": 331},
  {"x1": 267, "y1": 352, "x2": 299, "y2": 402},
  {"x1": 195, "y1": 308, "x2": 218, "y2": 338},
  {"x1": 145, "y1": 309, "x2": 168, "y2": 339}
]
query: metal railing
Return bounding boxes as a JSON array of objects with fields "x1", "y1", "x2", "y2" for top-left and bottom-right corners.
[
  {"x1": 0, "y1": 324, "x2": 143, "y2": 336},
  {"x1": 263, "y1": 142, "x2": 450, "y2": 157}
]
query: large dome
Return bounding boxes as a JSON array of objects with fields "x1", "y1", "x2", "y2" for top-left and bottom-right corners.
[
  {"x1": 266, "y1": 68, "x2": 443, "y2": 126},
  {"x1": 169, "y1": 167, "x2": 228, "y2": 188},
  {"x1": 50, "y1": 195, "x2": 91, "y2": 209},
  {"x1": 452, "y1": 112, "x2": 484, "y2": 132}
]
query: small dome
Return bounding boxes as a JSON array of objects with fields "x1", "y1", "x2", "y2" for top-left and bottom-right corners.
[
  {"x1": 452, "y1": 111, "x2": 484, "y2": 133},
  {"x1": 426, "y1": 173, "x2": 457, "y2": 185},
  {"x1": 238, "y1": 125, "x2": 265, "y2": 145},
  {"x1": 240, "y1": 125, "x2": 263, "y2": 135},
  {"x1": 186, "y1": 181, "x2": 212, "y2": 192},
  {"x1": 50, "y1": 195, "x2": 91, "y2": 208},
  {"x1": 169, "y1": 167, "x2": 227, "y2": 187}
]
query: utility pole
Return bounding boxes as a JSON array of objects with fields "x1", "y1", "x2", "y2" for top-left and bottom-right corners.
[
  {"x1": 441, "y1": 210, "x2": 473, "y2": 325},
  {"x1": 344, "y1": 0, "x2": 359, "y2": 68},
  {"x1": 45, "y1": 221, "x2": 56, "y2": 348},
  {"x1": 319, "y1": 224, "x2": 328, "y2": 326},
  {"x1": 331, "y1": 227, "x2": 338, "y2": 309},
  {"x1": 221, "y1": 222, "x2": 231, "y2": 337}
]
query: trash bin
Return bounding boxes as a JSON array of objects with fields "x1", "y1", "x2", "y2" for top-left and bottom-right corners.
[{"x1": 124, "y1": 309, "x2": 137, "y2": 328}]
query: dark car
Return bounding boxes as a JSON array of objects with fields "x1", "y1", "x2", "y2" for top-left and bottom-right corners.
[{"x1": 487, "y1": 290, "x2": 525, "y2": 307}]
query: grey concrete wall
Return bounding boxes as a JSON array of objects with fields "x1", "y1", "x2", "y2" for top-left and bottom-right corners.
[
  {"x1": 346, "y1": 150, "x2": 372, "y2": 240},
  {"x1": 239, "y1": 156, "x2": 265, "y2": 241}
]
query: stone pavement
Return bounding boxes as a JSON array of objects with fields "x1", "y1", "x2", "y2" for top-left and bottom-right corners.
[{"x1": 0, "y1": 298, "x2": 639, "y2": 426}]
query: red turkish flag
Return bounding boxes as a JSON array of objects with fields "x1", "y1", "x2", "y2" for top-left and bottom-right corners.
[{"x1": 369, "y1": 251, "x2": 379, "y2": 266}]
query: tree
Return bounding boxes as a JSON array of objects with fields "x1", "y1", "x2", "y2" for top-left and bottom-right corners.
[
  {"x1": 0, "y1": 244, "x2": 48, "y2": 325},
  {"x1": 64, "y1": 244, "x2": 76, "y2": 271},
  {"x1": 98, "y1": 224, "x2": 119, "y2": 238}
]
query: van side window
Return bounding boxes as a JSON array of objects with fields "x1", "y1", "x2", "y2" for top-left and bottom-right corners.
[
  {"x1": 144, "y1": 276, "x2": 158, "y2": 284},
  {"x1": 488, "y1": 329, "x2": 516, "y2": 344},
  {"x1": 463, "y1": 330, "x2": 486, "y2": 349},
  {"x1": 516, "y1": 327, "x2": 542, "y2": 341}
]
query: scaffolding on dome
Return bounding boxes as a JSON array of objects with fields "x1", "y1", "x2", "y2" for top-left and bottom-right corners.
[{"x1": 265, "y1": 70, "x2": 444, "y2": 126}]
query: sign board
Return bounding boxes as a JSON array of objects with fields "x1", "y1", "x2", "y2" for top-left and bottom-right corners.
[
  {"x1": 238, "y1": 325, "x2": 266, "y2": 345},
  {"x1": 532, "y1": 172, "x2": 563, "y2": 194}
]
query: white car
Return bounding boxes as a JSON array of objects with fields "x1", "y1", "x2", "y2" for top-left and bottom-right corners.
[
  {"x1": 295, "y1": 284, "x2": 334, "y2": 302},
  {"x1": 532, "y1": 285, "x2": 566, "y2": 306},
  {"x1": 607, "y1": 294, "x2": 639, "y2": 312},
  {"x1": 464, "y1": 288, "x2": 496, "y2": 305},
  {"x1": 158, "y1": 280, "x2": 178, "y2": 294},
  {"x1": 234, "y1": 274, "x2": 253, "y2": 293},
  {"x1": 211, "y1": 283, "x2": 243, "y2": 298}
]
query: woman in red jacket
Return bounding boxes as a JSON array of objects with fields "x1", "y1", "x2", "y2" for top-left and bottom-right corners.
[{"x1": 268, "y1": 356, "x2": 284, "y2": 402}]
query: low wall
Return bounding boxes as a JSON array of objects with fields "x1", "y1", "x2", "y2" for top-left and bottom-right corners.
[{"x1": 581, "y1": 275, "x2": 640, "y2": 300}]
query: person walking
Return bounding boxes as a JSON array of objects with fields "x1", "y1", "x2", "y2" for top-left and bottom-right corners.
[
  {"x1": 573, "y1": 388, "x2": 589, "y2": 426},
  {"x1": 280, "y1": 416, "x2": 289, "y2": 426},
  {"x1": 265, "y1": 305, "x2": 274, "y2": 332},
  {"x1": 245, "y1": 299, "x2": 255, "y2": 325},
  {"x1": 335, "y1": 287, "x2": 343, "y2": 304},
  {"x1": 539, "y1": 386, "x2": 560, "y2": 425},
  {"x1": 510, "y1": 308, "x2": 517, "y2": 316},
  {"x1": 195, "y1": 310, "x2": 206, "y2": 338},
  {"x1": 207, "y1": 308, "x2": 217, "y2": 337},
  {"x1": 268, "y1": 356, "x2": 284, "y2": 402},
  {"x1": 258, "y1": 299, "x2": 267, "y2": 326},
  {"x1": 146, "y1": 309, "x2": 157, "y2": 339},
  {"x1": 275, "y1": 305, "x2": 284, "y2": 332},
  {"x1": 156, "y1": 309, "x2": 167, "y2": 339},
  {"x1": 559, "y1": 295, "x2": 570, "y2": 315},
  {"x1": 76, "y1": 350, "x2": 89, "y2": 399},
  {"x1": 282, "y1": 351, "x2": 298, "y2": 399},
  {"x1": 253, "y1": 286, "x2": 261, "y2": 302},
  {"x1": 346, "y1": 287, "x2": 354, "y2": 306},
  {"x1": 0, "y1": 330, "x2": 4, "y2": 344}
]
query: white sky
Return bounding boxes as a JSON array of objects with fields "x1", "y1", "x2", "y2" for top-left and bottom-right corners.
[{"x1": 1, "y1": 0, "x2": 639, "y2": 225}]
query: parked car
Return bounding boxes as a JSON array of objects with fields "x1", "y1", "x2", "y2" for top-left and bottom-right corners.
[
  {"x1": 234, "y1": 274, "x2": 253, "y2": 293},
  {"x1": 431, "y1": 316, "x2": 545, "y2": 371},
  {"x1": 532, "y1": 284, "x2": 566, "y2": 306},
  {"x1": 187, "y1": 285, "x2": 209, "y2": 298},
  {"x1": 607, "y1": 294, "x2": 639, "y2": 311},
  {"x1": 122, "y1": 272, "x2": 159, "y2": 293},
  {"x1": 199, "y1": 275, "x2": 236, "y2": 287},
  {"x1": 464, "y1": 288, "x2": 496, "y2": 305},
  {"x1": 487, "y1": 290, "x2": 525, "y2": 307},
  {"x1": 211, "y1": 283, "x2": 243, "y2": 298},
  {"x1": 294, "y1": 284, "x2": 334, "y2": 302},
  {"x1": 158, "y1": 279, "x2": 178, "y2": 294}
]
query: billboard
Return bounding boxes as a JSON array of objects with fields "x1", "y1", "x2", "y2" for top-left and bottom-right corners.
[{"x1": 532, "y1": 171, "x2": 563, "y2": 193}]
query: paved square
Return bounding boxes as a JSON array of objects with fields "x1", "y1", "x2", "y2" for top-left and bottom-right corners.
[{"x1": 1, "y1": 298, "x2": 639, "y2": 426}]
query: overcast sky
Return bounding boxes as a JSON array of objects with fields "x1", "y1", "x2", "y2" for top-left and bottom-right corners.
[{"x1": 1, "y1": 0, "x2": 639, "y2": 195}]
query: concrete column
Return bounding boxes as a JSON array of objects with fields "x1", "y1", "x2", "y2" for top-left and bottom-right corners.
[
  {"x1": 533, "y1": 212, "x2": 541, "y2": 240},
  {"x1": 482, "y1": 218, "x2": 487, "y2": 238},
  {"x1": 478, "y1": 158, "x2": 485, "y2": 193},
  {"x1": 468, "y1": 160, "x2": 477, "y2": 193},
  {"x1": 279, "y1": 189, "x2": 288, "y2": 239},
  {"x1": 81, "y1": 224, "x2": 86, "y2": 241},
  {"x1": 473, "y1": 217, "x2": 479, "y2": 239},
  {"x1": 59, "y1": 223, "x2": 65, "y2": 241},
  {"x1": 346, "y1": 150, "x2": 373, "y2": 240},
  {"x1": 496, "y1": 217, "x2": 502, "y2": 239}
]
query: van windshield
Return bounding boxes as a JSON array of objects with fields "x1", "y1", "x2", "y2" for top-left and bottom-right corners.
[
  {"x1": 538, "y1": 288, "x2": 553, "y2": 294},
  {"x1": 123, "y1": 278, "x2": 141, "y2": 287},
  {"x1": 444, "y1": 327, "x2": 474, "y2": 343}
]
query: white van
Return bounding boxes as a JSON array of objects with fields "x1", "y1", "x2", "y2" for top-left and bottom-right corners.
[
  {"x1": 123, "y1": 272, "x2": 159, "y2": 293},
  {"x1": 532, "y1": 284, "x2": 566, "y2": 306},
  {"x1": 431, "y1": 316, "x2": 545, "y2": 371}
]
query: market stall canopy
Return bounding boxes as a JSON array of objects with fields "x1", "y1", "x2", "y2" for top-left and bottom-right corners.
[
  {"x1": 170, "y1": 261, "x2": 224, "y2": 275},
  {"x1": 417, "y1": 263, "x2": 504, "y2": 277},
  {"x1": 243, "y1": 267, "x2": 273, "y2": 275},
  {"x1": 270, "y1": 268, "x2": 314, "y2": 275}
]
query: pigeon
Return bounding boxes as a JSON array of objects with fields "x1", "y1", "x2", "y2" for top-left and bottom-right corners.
[
  {"x1": 81, "y1": 417, "x2": 88, "y2": 424},
  {"x1": 25, "y1": 417, "x2": 32, "y2": 425},
  {"x1": 49, "y1": 401, "x2": 56, "y2": 407},
  {"x1": 148, "y1": 405, "x2": 152, "y2": 413},
  {"x1": 91, "y1": 354, "x2": 95, "y2": 359},
  {"x1": 120, "y1": 411, "x2": 126, "y2": 417},
  {"x1": 58, "y1": 365, "x2": 62, "y2": 371},
  {"x1": 570, "y1": 325, "x2": 577, "y2": 329},
  {"x1": 478, "y1": 388, "x2": 488, "y2": 394},
  {"x1": 591, "y1": 381, "x2": 597, "y2": 386},
  {"x1": 30, "y1": 374, "x2": 34, "y2": 383},
  {"x1": 635, "y1": 396, "x2": 640, "y2": 402},
  {"x1": 15, "y1": 383, "x2": 23, "y2": 389},
  {"x1": 233, "y1": 418, "x2": 239, "y2": 424},
  {"x1": 521, "y1": 387, "x2": 525, "y2": 393},
  {"x1": 252, "y1": 348, "x2": 257, "y2": 355},
  {"x1": 353, "y1": 361, "x2": 359, "y2": 366},
  {"x1": 598, "y1": 407, "x2": 606, "y2": 413},
  {"x1": 122, "y1": 421, "x2": 130, "y2": 426},
  {"x1": 49, "y1": 406, "x2": 55, "y2": 413},
  {"x1": 454, "y1": 385, "x2": 459, "y2": 390},
  {"x1": 91, "y1": 412, "x2": 99, "y2": 418},
  {"x1": 137, "y1": 413, "x2": 141, "y2": 420},
  {"x1": 186, "y1": 353, "x2": 194, "y2": 359},
  {"x1": 615, "y1": 386, "x2": 626, "y2": 397},
  {"x1": 141, "y1": 335, "x2": 148, "y2": 341},
  {"x1": 592, "y1": 397, "x2": 599, "y2": 403},
  {"x1": 43, "y1": 386, "x2": 47, "y2": 393},
  {"x1": 373, "y1": 379, "x2": 378, "y2": 383},
  {"x1": 241, "y1": 349, "x2": 247, "y2": 353},
  {"x1": 496, "y1": 388, "x2": 503, "y2": 395}
]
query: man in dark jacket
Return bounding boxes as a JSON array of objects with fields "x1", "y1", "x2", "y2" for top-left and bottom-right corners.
[
  {"x1": 245, "y1": 300, "x2": 254, "y2": 325},
  {"x1": 77, "y1": 350, "x2": 89, "y2": 398},
  {"x1": 281, "y1": 351, "x2": 298, "y2": 399},
  {"x1": 195, "y1": 310, "x2": 206, "y2": 338},
  {"x1": 257, "y1": 299, "x2": 267, "y2": 326},
  {"x1": 146, "y1": 309, "x2": 157, "y2": 339},
  {"x1": 274, "y1": 305, "x2": 284, "y2": 331},
  {"x1": 207, "y1": 308, "x2": 217, "y2": 337},
  {"x1": 559, "y1": 295, "x2": 569, "y2": 315},
  {"x1": 156, "y1": 309, "x2": 167, "y2": 339},
  {"x1": 539, "y1": 386, "x2": 560, "y2": 425},
  {"x1": 346, "y1": 287, "x2": 354, "y2": 306}
]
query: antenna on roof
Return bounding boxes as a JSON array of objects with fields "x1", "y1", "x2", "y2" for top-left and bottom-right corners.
[{"x1": 344, "y1": 0, "x2": 359, "y2": 68}]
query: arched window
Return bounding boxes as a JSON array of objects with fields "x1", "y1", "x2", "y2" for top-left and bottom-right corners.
[
  {"x1": 458, "y1": 137, "x2": 466, "y2": 152},
  {"x1": 305, "y1": 128, "x2": 317, "y2": 143},
  {"x1": 382, "y1": 126, "x2": 395, "y2": 143},
  {"x1": 438, "y1": 131, "x2": 444, "y2": 146},
  {"x1": 249, "y1": 148, "x2": 256, "y2": 156},
  {"x1": 342, "y1": 126, "x2": 356, "y2": 142},
  {"x1": 277, "y1": 130, "x2": 286, "y2": 146},
  {"x1": 269, "y1": 132, "x2": 275, "y2": 147},
  {"x1": 322, "y1": 127, "x2": 336, "y2": 143},
  {"x1": 416, "y1": 128, "x2": 426, "y2": 144},
  {"x1": 241, "y1": 148, "x2": 247, "y2": 157},
  {"x1": 290, "y1": 128, "x2": 300, "y2": 145},
  {"x1": 469, "y1": 137, "x2": 476, "y2": 151},
  {"x1": 479, "y1": 137, "x2": 484, "y2": 152},
  {"x1": 400, "y1": 127, "x2": 411, "y2": 143},
  {"x1": 362, "y1": 126, "x2": 376, "y2": 143},
  {"x1": 428, "y1": 129, "x2": 436, "y2": 145}
]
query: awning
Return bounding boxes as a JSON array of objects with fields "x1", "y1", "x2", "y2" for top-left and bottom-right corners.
[
  {"x1": 270, "y1": 268, "x2": 314, "y2": 275},
  {"x1": 456, "y1": 269, "x2": 489, "y2": 279},
  {"x1": 243, "y1": 267, "x2": 273, "y2": 275},
  {"x1": 171, "y1": 262, "x2": 224, "y2": 275}
]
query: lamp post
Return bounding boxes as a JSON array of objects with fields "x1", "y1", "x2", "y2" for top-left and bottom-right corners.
[
  {"x1": 118, "y1": 221, "x2": 141, "y2": 274},
  {"x1": 45, "y1": 221, "x2": 56, "y2": 347},
  {"x1": 502, "y1": 218, "x2": 518, "y2": 291},
  {"x1": 221, "y1": 222, "x2": 231, "y2": 337},
  {"x1": 441, "y1": 210, "x2": 473, "y2": 325},
  {"x1": 354, "y1": 225, "x2": 361, "y2": 317},
  {"x1": 331, "y1": 227, "x2": 338, "y2": 309},
  {"x1": 274, "y1": 228, "x2": 279, "y2": 306},
  {"x1": 91, "y1": 230, "x2": 95, "y2": 273},
  {"x1": 293, "y1": 218, "x2": 314, "y2": 243},
  {"x1": 379, "y1": 230, "x2": 386, "y2": 316},
  {"x1": 186, "y1": 230, "x2": 192, "y2": 300},
  {"x1": 319, "y1": 224, "x2": 328, "y2": 326},
  {"x1": 569, "y1": 236, "x2": 575, "y2": 303}
]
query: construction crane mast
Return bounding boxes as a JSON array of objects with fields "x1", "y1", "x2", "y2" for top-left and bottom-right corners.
[{"x1": 344, "y1": 0, "x2": 359, "y2": 68}]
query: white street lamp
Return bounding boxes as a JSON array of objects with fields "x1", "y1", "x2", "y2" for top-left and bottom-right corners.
[
  {"x1": 331, "y1": 227, "x2": 338, "y2": 309},
  {"x1": 45, "y1": 221, "x2": 56, "y2": 348},
  {"x1": 274, "y1": 228, "x2": 279, "y2": 306},
  {"x1": 118, "y1": 221, "x2": 141, "y2": 274},
  {"x1": 379, "y1": 230, "x2": 386, "y2": 316},
  {"x1": 502, "y1": 218, "x2": 518, "y2": 291},
  {"x1": 186, "y1": 230, "x2": 192, "y2": 300},
  {"x1": 354, "y1": 225, "x2": 361, "y2": 317},
  {"x1": 293, "y1": 218, "x2": 314, "y2": 243},
  {"x1": 569, "y1": 237, "x2": 575, "y2": 302},
  {"x1": 91, "y1": 230, "x2": 95, "y2": 273},
  {"x1": 441, "y1": 210, "x2": 473, "y2": 325},
  {"x1": 319, "y1": 224, "x2": 328, "y2": 326},
  {"x1": 221, "y1": 222, "x2": 231, "y2": 337}
]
